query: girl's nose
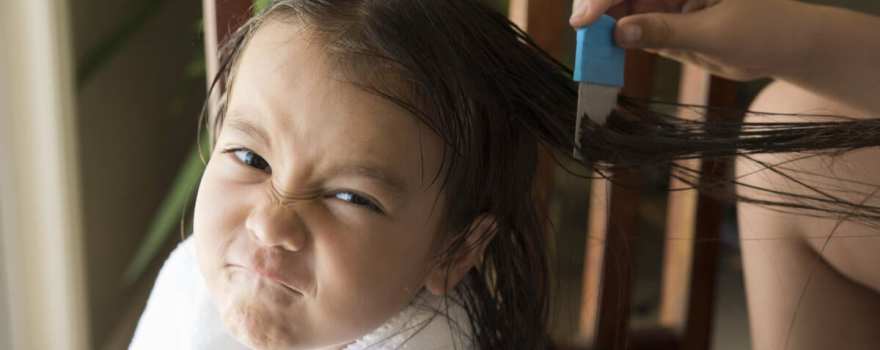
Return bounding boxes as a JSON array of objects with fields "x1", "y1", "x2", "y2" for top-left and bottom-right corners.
[{"x1": 245, "y1": 201, "x2": 308, "y2": 252}]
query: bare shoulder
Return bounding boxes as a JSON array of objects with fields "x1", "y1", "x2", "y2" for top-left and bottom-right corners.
[
  {"x1": 736, "y1": 80, "x2": 880, "y2": 350},
  {"x1": 738, "y1": 80, "x2": 880, "y2": 291}
]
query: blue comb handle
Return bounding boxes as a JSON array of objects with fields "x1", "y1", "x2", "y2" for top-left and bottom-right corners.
[{"x1": 573, "y1": 15, "x2": 625, "y2": 87}]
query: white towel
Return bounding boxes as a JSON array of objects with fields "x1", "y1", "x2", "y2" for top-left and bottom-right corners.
[{"x1": 129, "y1": 237, "x2": 472, "y2": 350}]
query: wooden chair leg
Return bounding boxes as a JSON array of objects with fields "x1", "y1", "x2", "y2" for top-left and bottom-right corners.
[
  {"x1": 660, "y1": 65, "x2": 713, "y2": 335},
  {"x1": 661, "y1": 64, "x2": 742, "y2": 350},
  {"x1": 202, "y1": 0, "x2": 252, "y2": 117},
  {"x1": 579, "y1": 48, "x2": 658, "y2": 349}
]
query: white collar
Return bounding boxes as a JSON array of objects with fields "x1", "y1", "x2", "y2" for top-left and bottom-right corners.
[{"x1": 343, "y1": 293, "x2": 472, "y2": 350}]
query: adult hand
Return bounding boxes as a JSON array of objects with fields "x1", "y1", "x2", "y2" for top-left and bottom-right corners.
[{"x1": 569, "y1": 0, "x2": 813, "y2": 81}]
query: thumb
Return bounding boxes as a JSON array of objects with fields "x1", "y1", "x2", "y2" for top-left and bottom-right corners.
[
  {"x1": 570, "y1": 0, "x2": 624, "y2": 27},
  {"x1": 614, "y1": 12, "x2": 706, "y2": 50}
]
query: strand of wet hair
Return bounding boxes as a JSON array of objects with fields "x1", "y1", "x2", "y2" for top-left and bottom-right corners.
[
  {"x1": 574, "y1": 97, "x2": 880, "y2": 228},
  {"x1": 578, "y1": 97, "x2": 880, "y2": 167}
]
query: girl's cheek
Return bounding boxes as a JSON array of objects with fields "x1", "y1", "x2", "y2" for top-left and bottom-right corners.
[{"x1": 194, "y1": 160, "x2": 253, "y2": 259}]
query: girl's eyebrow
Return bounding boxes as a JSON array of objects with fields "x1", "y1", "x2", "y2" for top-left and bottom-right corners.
[{"x1": 226, "y1": 117, "x2": 270, "y2": 144}]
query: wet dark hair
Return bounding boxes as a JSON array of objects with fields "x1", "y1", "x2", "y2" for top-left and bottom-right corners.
[
  {"x1": 200, "y1": 0, "x2": 880, "y2": 349},
  {"x1": 585, "y1": 98, "x2": 880, "y2": 225}
]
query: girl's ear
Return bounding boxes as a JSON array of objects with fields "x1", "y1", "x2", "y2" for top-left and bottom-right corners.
[{"x1": 425, "y1": 214, "x2": 497, "y2": 296}]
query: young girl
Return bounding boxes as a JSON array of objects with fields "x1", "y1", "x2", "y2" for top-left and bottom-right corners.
[{"x1": 131, "y1": 1, "x2": 577, "y2": 349}]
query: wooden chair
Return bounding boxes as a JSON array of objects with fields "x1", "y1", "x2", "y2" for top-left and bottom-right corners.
[{"x1": 204, "y1": 1, "x2": 741, "y2": 350}]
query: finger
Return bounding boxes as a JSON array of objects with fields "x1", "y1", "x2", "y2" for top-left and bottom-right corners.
[
  {"x1": 650, "y1": 49, "x2": 740, "y2": 79},
  {"x1": 650, "y1": 49, "x2": 710, "y2": 70},
  {"x1": 614, "y1": 12, "x2": 706, "y2": 50},
  {"x1": 631, "y1": 0, "x2": 688, "y2": 14},
  {"x1": 569, "y1": 0, "x2": 624, "y2": 28},
  {"x1": 681, "y1": 0, "x2": 708, "y2": 13},
  {"x1": 681, "y1": 0, "x2": 720, "y2": 13}
]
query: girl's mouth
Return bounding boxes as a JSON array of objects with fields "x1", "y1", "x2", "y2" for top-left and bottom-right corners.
[{"x1": 226, "y1": 263, "x2": 305, "y2": 296}]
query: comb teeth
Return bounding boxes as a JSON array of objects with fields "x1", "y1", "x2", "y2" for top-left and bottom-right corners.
[{"x1": 574, "y1": 83, "x2": 619, "y2": 160}]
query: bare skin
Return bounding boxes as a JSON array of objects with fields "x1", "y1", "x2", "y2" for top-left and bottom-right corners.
[
  {"x1": 571, "y1": 0, "x2": 880, "y2": 113},
  {"x1": 571, "y1": 1, "x2": 880, "y2": 349},
  {"x1": 739, "y1": 81, "x2": 880, "y2": 350}
]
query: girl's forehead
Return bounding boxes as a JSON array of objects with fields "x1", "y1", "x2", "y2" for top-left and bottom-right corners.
[{"x1": 227, "y1": 20, "x2": 444, "y2": 188}]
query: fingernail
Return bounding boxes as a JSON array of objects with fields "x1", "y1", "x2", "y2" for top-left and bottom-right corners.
[
  {"x1": 569, "y1": 1, "x2": 590, "y2": 24},
  {"x1": 620, "y1": 24, "x2": 642, "y2": 45}
]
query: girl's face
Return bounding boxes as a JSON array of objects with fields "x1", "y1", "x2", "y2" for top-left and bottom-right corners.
[{"x1": 193, "y1": 21, "x2": 448, "y2": 349}]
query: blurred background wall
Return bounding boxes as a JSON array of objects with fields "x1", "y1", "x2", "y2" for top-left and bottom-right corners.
[
  {"x1": 67, "y1": 0, "x2": 205, "y2": 348},
  {"x1": 0, "y1": 45, "x2": 11, "y2": 349}
]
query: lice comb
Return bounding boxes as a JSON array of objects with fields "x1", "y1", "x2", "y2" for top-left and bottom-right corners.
[{"x1": 573, "y1": 15, "x2": 625, "y2": 160}]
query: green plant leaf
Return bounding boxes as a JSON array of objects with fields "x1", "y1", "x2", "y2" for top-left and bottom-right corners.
[
  {"x1": 121, "y1": 144, "x2": 207, "y2": 286},
  {"x1": 254, "y1": 0, "x2": 272, "y2": 14}
]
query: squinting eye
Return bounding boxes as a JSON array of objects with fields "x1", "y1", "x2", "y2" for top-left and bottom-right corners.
[
  {"x1": 228, "y1": 148, "x2": 271, "y2": 173},
  {"x1": 333, "y1": 191, "x2": 383, "y2": 213}
]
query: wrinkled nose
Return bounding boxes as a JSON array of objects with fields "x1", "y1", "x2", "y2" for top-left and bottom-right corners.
[{"x1": 245, "y1": 201, "x2": 308, "y2": 252}]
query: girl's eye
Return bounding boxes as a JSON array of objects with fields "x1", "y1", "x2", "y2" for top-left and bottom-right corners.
[
  {"x1": 229, "y1": 148, "x2": 271, "y2": 173},
  {"x1": 332, "y1": 191, "x2": 383, "y2": 214}
]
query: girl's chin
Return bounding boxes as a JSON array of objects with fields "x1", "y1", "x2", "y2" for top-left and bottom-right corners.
[{"x1": 220, "y1": 296, "x2": 300, "y2": 350}]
